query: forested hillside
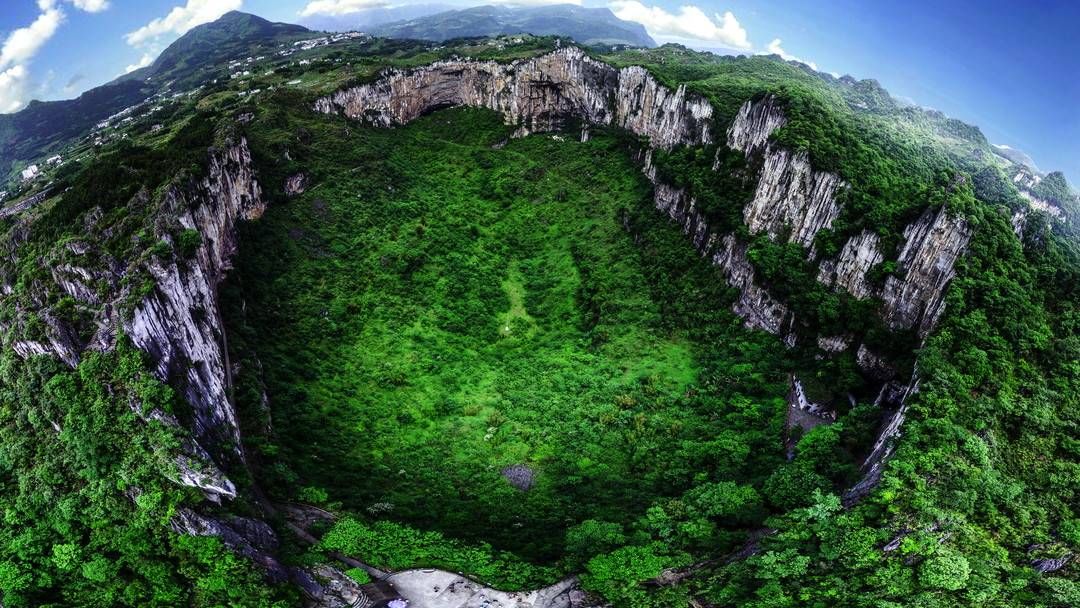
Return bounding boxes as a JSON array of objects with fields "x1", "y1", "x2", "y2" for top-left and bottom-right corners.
[{"x1": 0, "y1": 12, "x2": 1075, "y2": 608}]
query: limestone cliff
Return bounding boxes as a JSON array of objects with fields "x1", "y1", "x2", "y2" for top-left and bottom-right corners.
[
  {"x1": 726, "y1": 97, "x2": 846, "y2": 250},
  {"x1": 3, "y1": 139, "x2": 264, "y2": 497},
  {"x1": 817, "y1": 230, "x2": 883, "y2": 300},
  {"x1": 126, "y1": 140, "x2": 266, "y2": 460},
  {"x1": 314, "y1": 47, "x2": 713, "y2": 149},
  {"x1": 880, "y1": 206, "x2": 971, "y2": 338}
]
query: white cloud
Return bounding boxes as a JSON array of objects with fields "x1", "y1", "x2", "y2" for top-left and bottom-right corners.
[
  {"x1": 125, "y1": 52, "x2": 155, "y2": 74},
  {"x1": 38, "y1": 0, "x2": 110, "y2": 12},
  {"x1": 70, "y1": 0, "x2": 110, "y2": 12},
  {"x1": 765, "y1": 38, "x2": 817, "y2": 71},
  {"x1": 299, "y1": 0, "x2": 389, "y2": 17},
  {"x1": 488, "y1": 0, "x2": 582, "y2": 6},
  {"x1": 609, "y1": 2, "x2": 750, "y2": 49},
  {"x1": 0, "y1": 0, "x2": 110, "y2": 112},
  {"x1": 0, "y1": 8, "x2": 63, "y2": 68},
  {"x1": 0, "y1": 5, "x2": 64, "y2": 113},
  {"x1": 0, "y1": 65, "x2": 32, "y2": 113},
  {"x1": 125, "y1": 0, "x2": 243, "y2": 48}
]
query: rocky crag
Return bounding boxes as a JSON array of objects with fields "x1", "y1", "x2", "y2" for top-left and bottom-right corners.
[{"x1": 3, "y1": 140, "x2": 263, "y2": 493}]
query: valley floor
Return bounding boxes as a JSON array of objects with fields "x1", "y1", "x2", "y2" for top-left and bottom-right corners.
[{"x1": 223, "y1": 108, "x2": 809, "y2": 574}]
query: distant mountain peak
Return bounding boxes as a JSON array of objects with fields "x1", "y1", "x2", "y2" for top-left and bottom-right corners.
[
  {"x1": 137, "y1": 11, "x2": 308, "y2": 84},
  {"x1": 993, "y1": 143, "x2": 1040, "y2": 174},
  {"x1": 370, "y1": 4, "x2": 655, "y2": 48}
]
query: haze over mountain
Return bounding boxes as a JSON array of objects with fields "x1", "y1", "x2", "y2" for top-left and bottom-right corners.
[
  {"x1": 297, "y1": 3, "x2": 455, "y2": 32},
  {"x1": 369, "y1": 5, "x2": 656, "y2": 48},
  {"x1": 0, "y1": 11, "x2": 311, "y2": 179}
]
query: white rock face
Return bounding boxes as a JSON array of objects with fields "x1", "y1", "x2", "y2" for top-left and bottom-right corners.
[
  {"x1": 126, "y1": 139, "x2": 265, "y2": 460},
  {"x1": 1011, "y1": 209, "x2": 1028, "y2": 237},
  {"x1": 712, "y1": 234, "x2": 794, "y2": 341},
  {"x1": 171, "y1": 508, "x2": 290, "y2": 582},
  {"x1": 314, "y1": 47, "x2": 713, "y2": 150},
  {"x1": 1019, "y1": 190, "x2": 1064, "y2": 220},
  {"x1": 743, "y1": 148, "x2": 845, "y2": 248},
  {"x1": 727, "y1": 97, "x2": 847, "y2": 249},
  {"x1": 880, "y1": 206, "x2": 971, "y2": 337},
  {"x1": 10, "y1": 313, "x2": 81, "y2": 367},
  {"x1": 646, "y1": 151, "x2": 793, "y2": 341},
  {"x1": 51, "y1": 263, "x2": 103, "y2": 305},
  {"x1": 817, "y1": 335, "x2": 851, "y2": 353},
  {"x1": 855, "y1": 343, "x2": 895, "y2": 380},
  {"x1": 726, "y1": 95, "x2": 787, "y2": 156},
  {"x1": 1012, "y1": 166, "x2": 1041, "y2": 190},
  {"x1": 817, "y1": 230, "x2": 883, "y2": 299},
  {"x1": 387, "y1": 569, "x2": 585, "y2": 608}
]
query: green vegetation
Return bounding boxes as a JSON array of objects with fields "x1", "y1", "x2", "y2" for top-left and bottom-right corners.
[
  {"x1": 320, "y1": 518, "x2": 556, "y2": 589},
  {"x1": 0, "y1": 15, "x2": 1076, "y2": 607},
  {"x1": 224, "y1": 107, "x2": 827, "y2": 575},
  {"x1": 0, "y1": 342, "x2": 296, "y2": 606}
]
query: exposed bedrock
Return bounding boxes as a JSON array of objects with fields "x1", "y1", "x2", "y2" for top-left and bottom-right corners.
[
  {"x1": 126, "y1": 139, "x2": 266, "y2": 461},
  {"x1": 880, "y1": 206, "x2": 972, "y2": 338},
  {"x1": 725, "y1": 94, "x2": 787, "y2": 156},
  {"x1": 314, "y1": 47, "x2": 713, "y2": 149},
  {"x1": 817, "y1": 230, "x2": 883, "y2": 300},
  {"x1": 4, "y1": 139, "x2": 264, "y2": 499},
  {"x1": 725, "y1": 98, "x2": 846, "y2": 250}
]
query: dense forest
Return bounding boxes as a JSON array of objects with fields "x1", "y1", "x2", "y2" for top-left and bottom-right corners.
[{"x1": 0, "y1": 14, "x2": 1075, "y2": 608}]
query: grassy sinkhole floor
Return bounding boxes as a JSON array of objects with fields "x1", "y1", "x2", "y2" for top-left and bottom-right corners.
[{"x1": 223, "y1": 108, "x2": 793, "y2": 565}]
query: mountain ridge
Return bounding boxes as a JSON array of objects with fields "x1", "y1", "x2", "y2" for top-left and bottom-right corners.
[{"x1": 370, "y1": 4, "x2": 656, "y2": 47}]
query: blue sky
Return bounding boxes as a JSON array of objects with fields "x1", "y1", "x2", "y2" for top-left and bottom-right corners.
[{"x1": 1, "y1": 0, "x2": 1077, "y2": 181}]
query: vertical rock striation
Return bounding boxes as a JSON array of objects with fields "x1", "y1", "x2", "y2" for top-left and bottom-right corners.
[
  {"x1": 742, "y1": 148, "x2": 845, "y2": 248},
  {"x1": 314, "y1": 47, "x2": 713, "y2": 149},
  {"x1": 726, "y1": 95, "x2": 787, "y2": 155},
  {"x1": 880, "y1": 206, "x2": 971, "y2": 338},
  {"x1": 817, "y1": 230, "x2": 883, "y2": 300},
  {"x1": 727, "y1": 96, "x2": 846, "y2": 250},
  {"x1": 126, "y1": 139, "x2": 266, "y2": 460}
]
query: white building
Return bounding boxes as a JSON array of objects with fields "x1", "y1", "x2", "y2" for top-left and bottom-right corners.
[{"x1": 20, "y1": 165, "x2": 39, "y2": 182}]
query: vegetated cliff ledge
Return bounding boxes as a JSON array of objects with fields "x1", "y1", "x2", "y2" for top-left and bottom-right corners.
[{"x1": 3, "y1": 139, "x2": 263, "y2": 503}]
